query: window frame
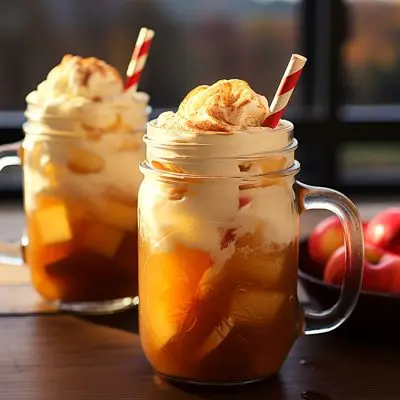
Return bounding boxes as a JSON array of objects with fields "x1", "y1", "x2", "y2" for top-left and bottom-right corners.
[
  {"x1": 1, "y1": 0, "x2": 400, "y2": 197},
  {"x1": 297, "y1": 0, "x2": 400, "y2": 195}
]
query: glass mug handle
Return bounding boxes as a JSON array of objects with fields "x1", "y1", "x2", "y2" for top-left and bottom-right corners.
[
  {"x1": 0, "y1": 141, "x2": 24, "y2": 266},
  {"x1": 296, "y1": 181, "x2": 364, "y2": 335}
]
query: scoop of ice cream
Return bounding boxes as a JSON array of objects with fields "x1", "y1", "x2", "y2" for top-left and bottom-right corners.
[
  {"x1": 36, "y1": 54, "x2": 123, "y2": 102},
  {"x1": 25, "y1": 54, "x2": 149, "y2": 135},
  {"x1": 156, "y1": 79, "x2": 269, "y2": 133}
]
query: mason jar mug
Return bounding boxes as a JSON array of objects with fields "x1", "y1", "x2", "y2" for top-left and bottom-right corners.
[
  {"x1": 0, "y1": 102, "x2": 149, "y2": 313},
  {"x1": 137, "y1": 120, "x2": 364, "y2": 384}
]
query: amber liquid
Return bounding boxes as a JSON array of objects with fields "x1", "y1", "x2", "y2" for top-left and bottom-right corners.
[
  {"x1": 25, "y1": 192, "x2": 138, "y2": 302},
  {"x1": 139, "y1": 229, "x2": 300, "y2": 383}
]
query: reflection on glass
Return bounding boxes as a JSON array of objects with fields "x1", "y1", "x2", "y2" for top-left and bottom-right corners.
[{"x1": 0, "y1": 0, "x2": 300, "y2": 110}]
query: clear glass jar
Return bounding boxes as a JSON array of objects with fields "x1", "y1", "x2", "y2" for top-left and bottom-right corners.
[
  {"x1": 17, "y1": 101, "x2": 149, "y2": 313},
  {"x1": 138, "y1": 120, "x2": 364, "y2": 384}
]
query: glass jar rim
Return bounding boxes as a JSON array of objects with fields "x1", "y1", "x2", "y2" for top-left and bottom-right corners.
[
  {"x1": 25, "y1": 89, "x2": 150, "y2": 108},
  {"x1": 145, "y1": 118, "x2": 293, "y2": 155},
  {"x1": 143, "y1": 118, "x2": 298, "y2": 180},
  {"x1": 140, "y1": 159, "x2": 300, "y2": 182},
  {"x1": 145, "y1": 135, "x2": 298, "y2": 161},
  {"x1": 24, "y1": 105, "x2": 152, "y2": 122},
  {"x1": 147, "y1": 118, "x2": 293, "y2": 141},
  {"x1": 22, "y1": 100, "x2": 151, "y2": 138},
  {"x1": 22, "y1": 122, "x2": 147, "y2": 139}
]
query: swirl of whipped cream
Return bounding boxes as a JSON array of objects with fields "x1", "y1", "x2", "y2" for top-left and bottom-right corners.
[
  {"x1": 155, "y1": 79, "x2": 269, "y2": 133},
  {"x1": 25, "y1": 54, "x2": 149, "y2": 135},
  {"x1": 37, "y1": 54, "x2": 123, "y2": 101}
]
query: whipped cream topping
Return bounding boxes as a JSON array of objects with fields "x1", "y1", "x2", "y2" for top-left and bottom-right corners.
[
  {"x1": 155, "y1": 79, "x2": 269, "y2": 133},
  {"x1": 140, "y1": 79, "x2": 298, "y2": 266},
  {"x1": 24, "y1": 132, "x2": 145, "y2": 211},
  {"x1": 23, "y1": 54, "x2": 150, "y2": 213},
  {"x1": 25, "y1": 54, "x2": 149, "y2": 135},
  {"x1": 139, "y1": 165, "x2": 297, "y2": 266},
  {"x1": 36, "y1": 54, "x2": 123, "y2": 100}
]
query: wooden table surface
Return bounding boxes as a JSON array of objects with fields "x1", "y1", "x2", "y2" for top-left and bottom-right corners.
[
  {"x1": 1, "y1": 200, "x2": 400, "y2": 400},
  {"x1": 0, "y1": 311, "x2": 399, "y2": 400}
]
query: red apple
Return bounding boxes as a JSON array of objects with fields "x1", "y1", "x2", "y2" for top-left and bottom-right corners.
[
  {"x1": 324, "y1": 243, "x2": 400, "y2": 294},
  {"x1": 308, "y1": 216, "x2": 368, "y2": 265},
  {"x1": 308, "y1": 216, "x2": 343, "y2": 265},
  {"x1": 365, "y1": 208, "x2": 400, "y2": 255}
]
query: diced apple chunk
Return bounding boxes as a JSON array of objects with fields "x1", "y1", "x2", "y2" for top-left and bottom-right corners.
[
  {"x1": 241, "y1": 252, "x2": 287, "y2": 288},
  {"x1": 229, "y1": 289, "x2": 286, "y2": 327},
  {"x1": 141, "y1": 244, "x2": 212, "y2": 350},
  {"x1": 151, "y1": 161, "x2": 186, "y2": 174},
  {"x1": 196, "y1": 267, "x2": 219, "y2": 300},
  {"x1": 117, "y1": 137, "x2": 141, "y2": 151},
  {"x1": 194, "y1": 317, "x2": 234, "y2": 362},
  {"x1": 41, "y1": 161, "x2": 63, "y2": 188},
  {"x1": 82, "y1": 221, "x2": 124, "y2": 258},
  {"x1": 259, "y1": 157, "x2": 286, "y2": 174},
  {"x1": 28, "y1": 141, "x2": 45, "y2": 171},
  {"x1": 233, "y1": 229, "x2": 287, "y2": 288},
  {"x1": 35, "y1": 203, "x2": 73, "y2": 245},
  {"x1": 67, "y1": 146, "x2": 105, "y2": 174},
  {"x1": 96, "y1": 199, "x2": 137, "y2": 231}
]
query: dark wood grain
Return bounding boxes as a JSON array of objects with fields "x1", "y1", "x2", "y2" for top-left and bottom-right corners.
[{"x1": 0, "y1": 311, "x2": 399, "y2": 400}]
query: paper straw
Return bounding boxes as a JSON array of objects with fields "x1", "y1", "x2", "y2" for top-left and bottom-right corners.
[
  {"x1": 263, "y1": 54, "x2": 307, "y2": 128},
  {"x1": 125, "y1": 27, "x2": 155, "y2": 91}
]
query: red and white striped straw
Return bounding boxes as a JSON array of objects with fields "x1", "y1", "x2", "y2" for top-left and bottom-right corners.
[
  {"x1": 125, "y1": 27, "x2": 155, "y2": 91},
  {"x1": 263, "y1": 54, "x2": 307, "y2": 128}
]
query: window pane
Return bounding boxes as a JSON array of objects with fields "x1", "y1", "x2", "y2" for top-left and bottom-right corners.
[
  {"x1": 344, "y1": 0, "x2": 400, "y2": 105},
  {"x1": 338, "y1": 142, "x2": 400, "y2": 185},
  {"x1": 0, "y1": 0, "x2": 301, "y2": 110}
]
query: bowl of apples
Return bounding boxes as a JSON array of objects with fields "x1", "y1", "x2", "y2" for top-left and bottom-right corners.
[{"x1": 299, "y1": 207, "x2": 400, "y2": 333}]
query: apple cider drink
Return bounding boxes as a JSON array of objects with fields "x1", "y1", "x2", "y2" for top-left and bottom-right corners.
[
  {"x1": 138, "y1": 80, "x2": 303, "y2": 383},
  {"x1": 23, "y1": 55, "x2": 149, "y2": 309}
]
